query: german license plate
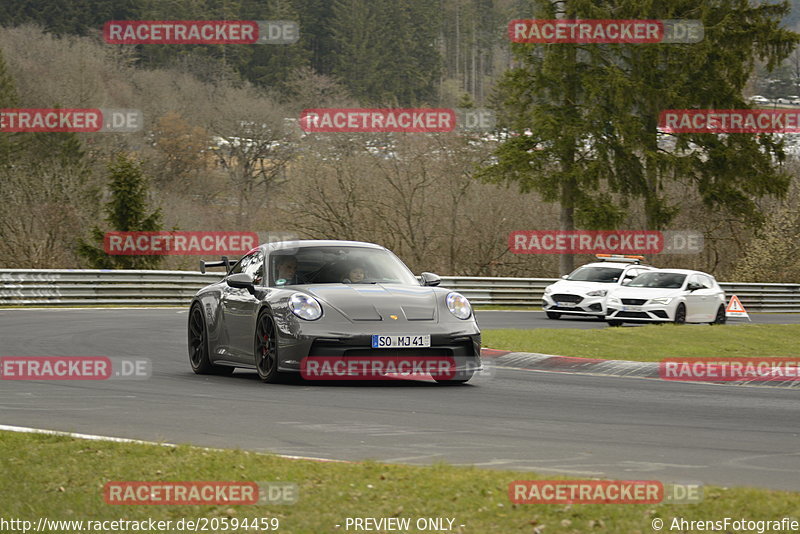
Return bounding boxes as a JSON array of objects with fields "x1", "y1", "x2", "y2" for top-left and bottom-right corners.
[
  {"x1": 558, "y1": 302, "x2": 577, "y2": 307},
  {"x1": 623, "y1": 306, "x2": 642, "y2": 312},
  {"x1": 371, "y1": 335, "x2": 431, "y2": 348}
]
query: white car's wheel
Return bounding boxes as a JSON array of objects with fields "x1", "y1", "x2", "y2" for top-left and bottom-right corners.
[
  {"x1": 711, "y1": 304, "x2": 726, "y2": 325},
  {"x1": 673, "y1": 303, "x2": 687, "y2": 324}
]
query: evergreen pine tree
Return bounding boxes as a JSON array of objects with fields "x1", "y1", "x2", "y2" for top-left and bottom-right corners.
[{"x1": 78, "y1": 154, "x2": 164, "y2": 269}]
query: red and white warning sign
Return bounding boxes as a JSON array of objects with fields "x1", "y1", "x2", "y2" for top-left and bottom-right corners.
[{"x1": 725, "y1": 295, "x2": 750, "y2": 320}]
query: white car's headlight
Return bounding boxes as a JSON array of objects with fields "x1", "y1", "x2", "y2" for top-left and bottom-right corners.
[
  {"x1": 649, "y1": 297, "x2": 672, "y2": 305},
  {"x1": 446, "y1": 292, "x2": 472, "y2": 320},
  {"x1": 289, "y1": 293, "x2": 322, "y2": 320},
  {"x1": 586, "y1": 289, "x2": 607, "y2": 297},
  {"x1": 544, "y1": 286, "x2": 553, "y2": 295}
]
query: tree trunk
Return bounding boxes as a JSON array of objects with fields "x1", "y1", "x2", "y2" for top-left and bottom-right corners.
[
  {"x1": 643, "y1": 107, "x2": 663, "y2": 231},
  {"x1": 558, "y1": 18, "x2": 577, "y2": 276},
  {"x1": 559, "y1": 174, "x2": 576, "y2": 275}
]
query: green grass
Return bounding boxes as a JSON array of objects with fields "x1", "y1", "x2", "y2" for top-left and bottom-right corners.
[
  {"x1": 2, "y1": 432, "x2": 800, "y2": 533},
  {"x1": 482, "y1": 324, "x2": 800, "y2": 362}
]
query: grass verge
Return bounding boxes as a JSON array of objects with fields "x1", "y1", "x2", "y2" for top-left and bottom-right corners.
[
  {"x1": 481, "y1": 324, "x2": 800, "y2": 362},
  {"x1": 2, "y1": 431, "x2": 799, "y2": 533}
]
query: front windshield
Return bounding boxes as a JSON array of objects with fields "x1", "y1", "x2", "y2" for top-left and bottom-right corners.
[
  {"x1": 269, "y1": 246, "x2": 418, "y2": 286},
  {"x1": 566, "y1": 266, "x2": 624, "y2": 283},
  {"x1": 626, "y1": 272, "x2": 687, "y2": 289}
]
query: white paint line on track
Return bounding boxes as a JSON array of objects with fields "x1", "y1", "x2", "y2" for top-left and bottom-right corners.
[{"x1": 0, "y1": 424, "x2": 350, "y2": 464}]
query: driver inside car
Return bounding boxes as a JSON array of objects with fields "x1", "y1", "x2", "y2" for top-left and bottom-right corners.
[
  {"x1": 342, "y1": 265, "x2": 366, "y2": 284},
  {"x1": 274, "y1": 255, "x2": 307, "y2": 285}
]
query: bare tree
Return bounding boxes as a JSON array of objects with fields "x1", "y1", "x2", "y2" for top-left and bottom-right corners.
[
  {"x1": 208, "y1": 88, "x2": 296, "y2": 227},
  {"x1": 0, "y1": 159, "x2": 97, "y2": 268}
]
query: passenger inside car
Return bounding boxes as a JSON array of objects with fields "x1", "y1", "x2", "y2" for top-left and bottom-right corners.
[{"x1": 342, "y1": 266, "x2": 367, "y2": 283}]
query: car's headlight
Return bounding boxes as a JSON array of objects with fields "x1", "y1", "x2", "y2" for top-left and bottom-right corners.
[
  {"x1": 586, "y1": 289, "x2": 607, "y2": 297},
  {"x1": 446, "y1": 292, "x2": 472, "y2": 320},
  {"x1": 649, "y1": 297, "x2": 672, "y2": 305},
  {"x1": 289, "y1": 293, "x2": 322, "y2": 320},
  {"x1": 544, "y1": 286, "x2": 553, "y2": 295}
]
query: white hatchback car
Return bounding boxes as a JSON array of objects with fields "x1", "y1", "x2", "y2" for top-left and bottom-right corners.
[
  {"x1": 604, "y1": 269, "x2": 726, "y2": 326},
  {"x1": 542, "y1": 255, "x2": 655, "y2": 320},
  {"x1": 748, "y1": 95, "x2": 771, "y2": 104}
]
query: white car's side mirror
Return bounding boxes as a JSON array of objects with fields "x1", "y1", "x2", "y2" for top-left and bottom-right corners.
[{"x1": 561, "y1": 274, "x2": 568, "y2": 279}]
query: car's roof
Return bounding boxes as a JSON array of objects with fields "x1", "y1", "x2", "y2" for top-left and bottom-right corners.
[
  {"x1": 580, "y1": 262, "x2": 652, "y2": 269},
  {"x1": 264, "y1": 239, "x2": 385, "y2": 252},
  {"x1": 647, "y1": 268, "x2": 711, "y2": 276}
]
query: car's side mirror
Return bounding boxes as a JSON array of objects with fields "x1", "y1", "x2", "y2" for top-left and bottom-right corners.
[
  {"x1": 227, "y1": 273, "x2": 256, "y2": 294},
  {"x1": 687, "y1": 282, "x2": 702, "y2": 291},
  {"x1": 420, "y1": 272, "x2": 441, "y2": 286},
  {"x1": 621, "y1": 279, "x2": 631, "y2": 286},
  {"x1": 561, "y1": 274, "x2": 569, "y2": 279}
]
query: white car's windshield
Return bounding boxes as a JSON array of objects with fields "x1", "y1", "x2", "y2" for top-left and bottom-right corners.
[
  {"x1": 627, "y1": 272, "x2": 687, "y2": 289},
  {"x1": 270, "y1": 246, "x2": 418, "y2": 286},
  {"x1": 566, "y1": 266, "x2": 624, "y2": 283}
]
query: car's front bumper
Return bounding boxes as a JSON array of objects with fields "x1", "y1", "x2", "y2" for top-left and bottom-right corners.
[
  {"x1": 605, "y1": 302, "x2": 673, "y2": 322},
  {"x1": 274, "y1": 317, "x2": 482, "y2": 374},
  {"x1": 542, "y1": 294, "x2": 605, "y2": 316}
]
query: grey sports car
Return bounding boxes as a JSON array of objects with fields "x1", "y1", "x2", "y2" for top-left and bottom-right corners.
[{"x1": 188, "y1": 240, "x2": 482, "y2": 384}]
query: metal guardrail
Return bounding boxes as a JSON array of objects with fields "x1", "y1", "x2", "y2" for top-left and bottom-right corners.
[
  {"x1": 0, "y1": 270, "x2": 224, "y2": 307},
  {"x1": 1, "y1": 269, "x2": 799, "y2": 312},
  {"x1": 440, "y1": 276, "x2": 800, "y2": 312}
]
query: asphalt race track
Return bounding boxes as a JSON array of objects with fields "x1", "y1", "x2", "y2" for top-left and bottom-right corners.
[{"x1": 1, "y1": 309, "x2": 799, "y2": 492}]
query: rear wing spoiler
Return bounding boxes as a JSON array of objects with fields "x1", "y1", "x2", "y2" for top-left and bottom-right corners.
[{"x1": 200, "y1": 256, "x2": 237, "y2": 274}]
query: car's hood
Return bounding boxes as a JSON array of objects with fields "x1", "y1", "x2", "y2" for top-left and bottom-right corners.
[
  {"x1": 610, "y1": 287, "x2": 683, "y2": 299},
  {"x1": 548, "y1": 280, "x2": 616, "y2": 294},
  {"x1": 304, "y1": 284, "x2": 438, "y2": 321}
]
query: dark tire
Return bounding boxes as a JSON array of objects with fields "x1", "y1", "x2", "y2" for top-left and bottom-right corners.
[
  {"x1": 606, "y1": 320, "x2": 623, "y2": 327},
  {"x1": 254, "y1": 311, "x2": 288, "y2": 383},
  {"x1": 673, "y1": 303, "x2": 687, "y2": 325},
  {"x1": 546, "y1": 312, "x2": 561, "y2": 320},
  {"x1": 712, "y1": 304, "x2": 726, "y2": 325},
  {"x1": 188, "y1": 304, "x2": 234, "y2": 375},
  {"x1": 434, "y1": 369, "x2": 474, "y2": 385}
]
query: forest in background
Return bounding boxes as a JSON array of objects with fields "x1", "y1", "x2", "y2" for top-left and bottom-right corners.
[
  {"x1": 0, "y1": 0, "x2": 799, "y2": 282},
  {"x1": 0, "y1": 0, "x2": 516, "y2": 108}
]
